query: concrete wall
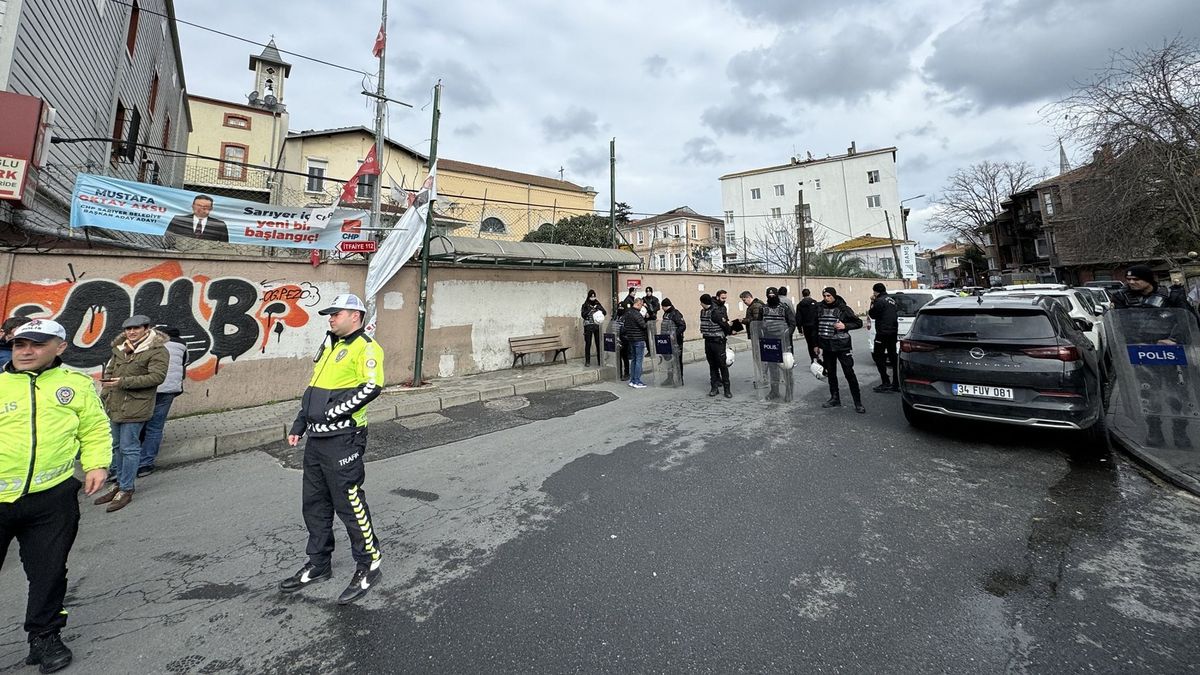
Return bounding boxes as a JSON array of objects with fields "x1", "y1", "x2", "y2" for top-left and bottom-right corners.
[{"x1": 0, "y1": 250, "x2": 896, "y2": 416}]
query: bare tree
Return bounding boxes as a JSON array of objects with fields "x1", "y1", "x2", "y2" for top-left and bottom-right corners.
[
  {"x1": 747, "y1": 217, "x2": 803, "y2": 274},
  {"x1": 928, "y1": 161, "x2": 1044, "y2": 249},
  {"x1": 1049, "y1": 37, "x2": 1200, "y2": 257}
]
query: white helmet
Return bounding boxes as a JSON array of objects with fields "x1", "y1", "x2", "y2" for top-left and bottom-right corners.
[
  {"x1": 810, "y1": 361, "x2": 826, "y2": 381},
  {"x1": 725, "y1": 348, "x2": 735, "y2": 366},
  {"x1": 782, "y1": 352, "x2": 795, "y2": 369},
  {"x1": 592, "y1": 310, "x2": 605, "y2": 324},
  {"x1": 640, "y1": 306, "x2": 648, "y2": 318}
]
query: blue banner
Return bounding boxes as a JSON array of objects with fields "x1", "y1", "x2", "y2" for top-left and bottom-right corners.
[
  {"x1": 69, "y1": 173, "x2": 370, "y2": 250},
  {"x1": 760, "y1": 337, "x2": 783, "y2": 363},
  {"x1": 1127, "y1": 344, "x2": 1187, "y2": 367},
  {"x1": 655, "y1": 334, "x2": 672, "y2": 355},
  {"x1": 603, "y1": 333, "x2": 616, "y2": 352}
]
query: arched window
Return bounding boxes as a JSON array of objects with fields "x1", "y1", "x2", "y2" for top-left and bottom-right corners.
[{"x1": 481, "y1": 217, "x2": 506, "y2": 233}]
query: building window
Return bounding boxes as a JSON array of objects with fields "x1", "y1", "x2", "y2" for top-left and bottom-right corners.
[
  {"x1": 691, "y1": 223, "x2": 698, "y2": 238},
  {"x1": 220, "y1": 143, "x2": 248, "y2": 180},
  {"x1": 866, "y1": 195, "x2": 882, "y2": 208},
  {"x1": 110, "y1": 101, "x2": 127, "y2": 163},
  {"x1": 306, "y1": 160, "x2": 327, "y2": 193},
  {"x1": 724, "y1": 211, "x2": 734, "y2": 225},
  {"x1": 125, "y1": 0, "x2": 140, "y2": 57},
  {"x1": 674, "y1": 253, "x2": 683, "y2": 270},
  {"x1": 814, "y1": 179, "x2": 821, "y2": 190},
  {"x1": 672, "y1": 223, "x2": 680, "y2": 236},
  {"x1": 770, "y1": 207, "x2": 782, "y2": 218},
  {"x1": 867, "y1": 170, "x2": 880, "y2": 184},
  {"x1": 773, "y1": 184, "x2": 785, "y2": 196},
  {"x1": 713, "y1": 227, "x2": 721, "y2": 241},
  {"x1": 880, "y1": 257, "x2": 893, "y2": 274},
  {"x1": 481, "y1": 217, "x2": 506, "y2": 233},
  {"x1": 657, "y1": 254, "x2": 666, "y2": 270},
  {"x1": 1034, "y1": 236, "x2": 1050, "y2": 258},
  {"x1": 223, "y1": 114, "x2": 251, "y2": 130},
  {"x1": 1042, "y1": 191, "x2": 1055, "y2": 216},
  {"x1": 801, "y1": 204, "x2": 812, "y2": 223},
  {"x1": 750, "y1": 188, "x2": 761, "y2": 200},
  {"x1": 160, "y1": 115, "x2": 171, "y2": 150},
  {"x1": 727, "y1": 233, "x2": 737, "y2": 247},
  {"x1": 356, "y1": 173, "x2": 376, "y2": 199},
  {"x1": 148, "y1": 72, "x2": 159, "y2": 115},
  {"x1": 636, "y1": 230, "x2": 644, "y2": 245}
]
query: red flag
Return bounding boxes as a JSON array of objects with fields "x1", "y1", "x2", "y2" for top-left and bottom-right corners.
[
  {"x1": 373, "y1": 23, "x2": 386, "y2": 58},
  {"x1": 338, "y1": 145, "x2": 380, "y2": 203}
]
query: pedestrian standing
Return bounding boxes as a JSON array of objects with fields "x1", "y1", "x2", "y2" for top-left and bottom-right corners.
[
  {"x1": 643, "y1": 286, "x2": 661, "y2": 337},
  {"x1": 868, "y1": 283, "x2": 900, "y2": 393},
  {"x1": 0, "y1": 319, "x2": 112, "y2": 673},
  {"x1": 700, "y1": 293, "x2": 733, "y2": 398},
  {"x1": 660, "y1": 298, "x2": 686, "y2": 386},
  {"x1": 816, "y1": 287, "x2": 865, "y2": 413},
  {"x1": 798, "y1": 289, "x2": 820, "y2": 364},
  {"x1": 740, "y1": 290, "x2": 767, "y2": 389},
  {"x1": 281, "y1": 294, "x2": 385, "y2": 604},
  {"x1": 611, "y1": 301, "x2": 630, "y2": 381},
  {"x1": 94, "y1": 315, "x2": 168, "y2": 512},
  {"x1": 0, "y1": 316, "x2": 32, "y2": 366},
  {"x1": 580, "y1": 290, "x2": 606, "y2": 367},
  {"x1": 137, "y1": 326, "x2": 188, "y2": 477},
  {"x1": 621, "y1": 297, "x2": 649, "y2": 388}
]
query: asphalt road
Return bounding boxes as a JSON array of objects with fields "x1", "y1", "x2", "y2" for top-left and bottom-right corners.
[{"x1": 2, "y1": 347, "x2": 1198, "y2": 674}]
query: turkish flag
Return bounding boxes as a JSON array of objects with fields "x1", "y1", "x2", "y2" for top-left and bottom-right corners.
[{"x1": 373, "y1": 23, "x2": 386, "y2": 58}]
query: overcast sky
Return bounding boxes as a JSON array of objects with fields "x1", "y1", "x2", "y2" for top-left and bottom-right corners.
[{"x1": 176, "y1": 0, "x2": 1199, "y2": 247}]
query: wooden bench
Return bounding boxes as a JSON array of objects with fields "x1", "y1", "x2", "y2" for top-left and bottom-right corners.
[{"x1": 508, "y1": 333, "x2": 570, "y2": 368}]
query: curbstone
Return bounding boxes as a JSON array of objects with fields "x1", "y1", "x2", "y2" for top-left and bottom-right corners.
[
  {"x1": 543, "y1": 373, "x2": 576, "y2": 391},
  {"x1": 216, "y1": 425, "x2": 287, "y2": 455},
  {"x1": 393, "y1": 396, "x2": 442, "y2": 417},
  {"x1": 479, "y1": 384, "x2": 517, "y2": 401},
  {"x1": 572, "y1": 370, "x2": 599, "y2": 386},
  {"x1": 157, "y1": 436, "x2": 217, "y2": 467},
  {"x1": 513, "y1": 379, "x2": 546, "y2": 395},
  {"x1": 367, "y1": 403, "x2": 399, "y2": 425},
  {"x1": 440, "y1": 390, "x2": 481, "y2": 408}
]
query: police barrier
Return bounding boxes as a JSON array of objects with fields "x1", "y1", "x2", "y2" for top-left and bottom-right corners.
[
  {"x1": 1106, "y1": 307, "x2": 1200, "y2": 448},
  {"x1": 656, "y1": 333, "x2": 683, "y2": 387},
  {"x1": 760, "y1": 337, "x2": 794, "y2": 401}
]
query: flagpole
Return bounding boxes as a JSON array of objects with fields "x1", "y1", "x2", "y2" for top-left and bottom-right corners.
[
  {"x1": 411, "y1": 81, "x2": 441, "y2": 387},
  {"x1": 366, "y1": 0, "x2": 387, "y2": 329}
]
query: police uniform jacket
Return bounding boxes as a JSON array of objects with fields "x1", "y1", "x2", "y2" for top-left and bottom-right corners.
[{"x1": 290, "y1": 329, "x2": 385, "y2": 438}]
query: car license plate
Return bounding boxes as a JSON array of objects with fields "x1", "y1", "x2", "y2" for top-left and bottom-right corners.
[{"x1": 952, "y1": 383, "x2": 1014, "y2": 400}]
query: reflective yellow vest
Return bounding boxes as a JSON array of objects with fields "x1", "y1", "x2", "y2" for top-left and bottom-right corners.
[
  {"x1": 0, "y1": 364, "x2": 112, "y2": 503},
  {"x1": 290, "y1": 331, "x2": 385, "y2": 437}
]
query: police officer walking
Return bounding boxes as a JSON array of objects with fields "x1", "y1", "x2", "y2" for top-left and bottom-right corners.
[
  {"x1": 1, "y1": 319, "x2": 112, "y2": 673},
  {"x1": 281, "y1": 294, "x2": 386, "y2": 604},
  {"x1": 816, "y1": 287, "x2": 866, "y2": 413},
  {"x1": 868, "y1": 283, "x2": 900, "y2": 393}
]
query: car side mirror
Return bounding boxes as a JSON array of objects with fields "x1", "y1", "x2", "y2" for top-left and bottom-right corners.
[
  {"x1": 1094, "y1": 306, "x2": 1107, "y2": 315},
  {"x1": 1072, "y1": 317, "x2": 1094, "y2": 332}
]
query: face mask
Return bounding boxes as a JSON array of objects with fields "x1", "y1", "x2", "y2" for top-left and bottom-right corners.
[{"x1": 767, "y1": 295, "x2": 780, "y2": 307}]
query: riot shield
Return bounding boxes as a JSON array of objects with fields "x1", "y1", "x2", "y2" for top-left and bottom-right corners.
[
  {"x1": 603, "y1": 319, "x2": 627, "y2": 381},
  {"x1": 748, "y1": 320, "x2": 766, "y2": 389},
  {"x1": 655, "y1": 333, "x2": 682, "y2": 387},
  {"x1": 1107, "y1": 307, "x2": 1200, "y2": 449},
  {"x1": 760, "y1": 337, "x2": 794, "y2": 402}
]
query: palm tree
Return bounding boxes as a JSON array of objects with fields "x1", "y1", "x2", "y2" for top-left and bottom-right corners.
[{"x1": 806, "y1": 251, "x2": 880, "y2": 278}]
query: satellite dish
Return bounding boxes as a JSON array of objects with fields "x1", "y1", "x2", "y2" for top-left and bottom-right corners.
[
  {"x1": 248, "y1": 90, "x2": 260, "y2": 102},
  {"x1": 264, "y1": 94, "x2": 278, "y2": 106}
]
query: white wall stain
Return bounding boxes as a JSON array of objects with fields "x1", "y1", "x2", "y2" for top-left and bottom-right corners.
[
  {"x1": 438, "y1": 354, "x2": 455, "y2": 378},
  {"x1": 383, "y1": 291, "x2": 405, "y2": 310},
  {"x1": 430, "y1": 280, "x2": 588, "y2": 372}
]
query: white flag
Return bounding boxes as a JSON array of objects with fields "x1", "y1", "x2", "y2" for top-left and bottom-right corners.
[{"x1": 365, "y1": 161, "x2": 437, "y2": 304}]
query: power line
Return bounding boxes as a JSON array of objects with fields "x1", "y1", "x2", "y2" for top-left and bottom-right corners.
[{"x1": 107, "y1": 0, "x2": 372, "y2": 77}]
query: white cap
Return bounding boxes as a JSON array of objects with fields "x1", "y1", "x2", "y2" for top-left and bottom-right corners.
[
  {"x1": 319, "y1": 293, "x2": 367, "y2": 315},
  {"x1": 13, "y1": 318, "x2": 67, "y2": 342}
]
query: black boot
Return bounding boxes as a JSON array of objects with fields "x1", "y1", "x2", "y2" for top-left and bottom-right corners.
[
  {"x1": 822, "y1": 397, "x2": 841, "y2": 408},
  {"x1": 26, "y1": 632, "x2": 72, "y2": 674},
  {"x1": 854, "y1": 400, "x2": 866, "y2": 414},
  {"x1": 766, "y1": 387, "x2": 780, "y2": 400},
  {"x1": 709, "y1": 386, "x2": 719, "y2": 397},
  {"x1": 723, "y1": 386, "x2": 732, "y2": 399},
  {"x1": 279, "y1": 562, "x2": 332, "y2": 592},
  {"x1": 872, "y1": 382, "x2": 892, "y2": 393}
]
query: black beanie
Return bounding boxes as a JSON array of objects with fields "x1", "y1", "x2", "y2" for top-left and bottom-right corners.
[
  {"x1": 1126, "y1": 265, "x2": 1156, "y2": 288},
  {"x1": 823, "y1": 286, "x2": 837, "y2": 297},
  {"x1": 661, "y1": 298, "x2": 673, "y2": 308},
  {"x1": 873, "y1": 283, "x2": 887, "y2": 294},
  {"x1": 700, "y1": 293, "x2": 712, "y2": 305}
]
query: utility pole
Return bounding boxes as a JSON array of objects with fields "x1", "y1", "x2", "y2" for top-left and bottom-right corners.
[
  {"x1": 410, "y1": 82, "x2": 441, "y2": 386},
  {"x1": 885, "y1": 210, "x2": 904, "y2": 287},
  {"x1": 609, "y1": 138, "x2": 618, "y2": 306},
  {"x1": 797, "y1": 187, "x2": 807, "y2": 285},
  {"x1": 364, "y1": 0, "x2": 387, "y2": 328}
]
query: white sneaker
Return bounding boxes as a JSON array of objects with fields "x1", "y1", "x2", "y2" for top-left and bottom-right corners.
[{"x1": 632, "y1": 382, "x2": 647, "y2": 389}]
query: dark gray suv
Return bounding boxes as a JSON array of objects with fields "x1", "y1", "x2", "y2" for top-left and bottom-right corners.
[{"x1": 899, "y1": 296, "x2": 1107, "y2": 445}]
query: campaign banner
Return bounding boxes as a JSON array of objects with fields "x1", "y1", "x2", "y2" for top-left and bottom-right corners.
[
  {"x1": 69, "y1": 173, "x2": 370, "y2": 251},
  {"x1": 603, "y1": 333, "x2": 616, "y2": 352},
  {"x1": 654, "y1": 334, "x2": 673, "y2": 355},
  {"x1": 759, "y1": 337, "x2": 783, "y2": 363}
]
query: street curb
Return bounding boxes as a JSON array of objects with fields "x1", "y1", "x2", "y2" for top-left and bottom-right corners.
[{"x1": 1110, "y1": 424, "x2": 1200, "y2": 498}]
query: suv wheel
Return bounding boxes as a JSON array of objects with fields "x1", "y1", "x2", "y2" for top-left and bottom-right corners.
[{"x1": 1080, "y1": 415, "x2": 1111, "y2": 452}]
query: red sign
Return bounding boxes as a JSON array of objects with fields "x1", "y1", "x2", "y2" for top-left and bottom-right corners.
[
  {"x1": 338, "y1": 240, "x2": 377, "y2": 253},
  {"x1": 626, "y1": 277, "x2": 641, "y2": 288},
  {"x1": 0, "y1": 91, "x2": 47, "y2": 207}
]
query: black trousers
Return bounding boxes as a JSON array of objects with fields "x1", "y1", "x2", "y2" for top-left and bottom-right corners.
[
  {"x1": 584, "y1": 325, "x2": 601, "y2": 365},
  {"x1": 873, "y1": 331, "x2": 899, "y2": 385},
  {"x1": 0, "y1": 477, "x2": 80, "y2": 640},
  {"x1": 619, "y1": 343, "x2": 630, "y2": 379},
  {"x1": 676, "y1": 338, "x2": 685, "y2": 385},
  {"x1": 802, "y1": 325, "x2": 820, "y2": 363},
  {"x1": 823, "y1": 349, "x2": 862, "y2": 403},
  {"x1": 302, "y1": 430, "x2": 381, "y2": 568},
  {"x1": 704, "y1": 337, "x2": 730, "y2": 389}
]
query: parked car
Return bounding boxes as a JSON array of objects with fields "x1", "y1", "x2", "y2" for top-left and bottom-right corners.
[
  {"x1": 899, "y1": 295, "x2": 1107, "y2": 445},
  {"x1": 1084, "y1": 280, "x2": 1125, "y2": 292},
  {"x1": 866, "y1": 289, "x2": 958, "y2": 345},
  {"x1": 1078, "y1": 286, "x2": 1114, "y2": 312},
  {"x1": 1001, "y1": 283, "x2": 1069, "y2": 291},
  {"x1": 987, "y1": 288, "x2": 1108, "y2": 358}
]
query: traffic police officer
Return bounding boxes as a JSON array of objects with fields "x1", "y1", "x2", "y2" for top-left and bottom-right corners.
[
  {"x1": 1, "y1": 319, "x2": 111, "y2": 673},
  {"x1": 280, "y1": 294, "x2": 386, "y2": 604}
]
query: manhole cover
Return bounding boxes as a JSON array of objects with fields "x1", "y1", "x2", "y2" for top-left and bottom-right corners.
[{"x1": 484, "y1": 395, "x2": 531, "y2": 412}]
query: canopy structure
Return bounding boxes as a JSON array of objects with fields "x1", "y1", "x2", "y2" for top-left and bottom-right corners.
[{"x1": 425, "y1": 235, "x2": 641, "y2": 268}]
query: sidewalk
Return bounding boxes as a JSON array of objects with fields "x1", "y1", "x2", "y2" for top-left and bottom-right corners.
[
  {"x1": 155, "y1": 335, "x2": 753, "y2": 467},
  {"x1": 1108, "y1": 387, "x2": 1200, "y2": 497}
]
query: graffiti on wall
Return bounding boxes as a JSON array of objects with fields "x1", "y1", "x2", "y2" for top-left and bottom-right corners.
[{"x1": 0, "y1": 262, "x2": 346, "y2": 380}]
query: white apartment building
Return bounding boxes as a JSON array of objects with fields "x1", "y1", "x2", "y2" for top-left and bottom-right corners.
[{"x1": 718, "y1": 143, "x2": 904, "y2": 266}]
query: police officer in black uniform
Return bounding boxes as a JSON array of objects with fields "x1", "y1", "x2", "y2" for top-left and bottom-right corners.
[{"x1": 868, "y1": 283, "x2": 900, "y2": 393}]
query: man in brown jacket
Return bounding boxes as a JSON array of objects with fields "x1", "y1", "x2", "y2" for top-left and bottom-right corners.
[{"x1": 93, "y1": 315, "x2": 168, "y2": 512}]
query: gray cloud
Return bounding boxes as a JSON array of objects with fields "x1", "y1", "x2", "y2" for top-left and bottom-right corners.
[
  {"x1": 901, "y1": 152, "x2": 933, "y2": 174},
  {"x1": 541, "y1": 107, "x2": 602, "y2": 142},
  {"x1": 394, "y1": 58, "x2": 495, "y2": 110},
  {"x1": 644, "y1": 54, "x2": 671, "y2": 78},
  {"x1": 726, "y1": 21, "x2": 926, "y2": 104},
  {"x1": 566, "y1": 146, "x2": 608, "y2": 177},
  {"x1": 701, "y1": 93, "x2": 792, "y2": 138},
  {"x1": 923, "y1": 0, "x2": 1195, "y2": 108},
  {"x1": 681, "y1": 136, "x2": 730, "y2": 165},
  {"x1": 724, "y1": 0, "x2": 884, "y2": 23},
  {"x1": 453, "y1": 122, "x2": 482, "y2": 137},
  {"x1": 899, "y1": 122, "x2": 937, "y2": 139}
]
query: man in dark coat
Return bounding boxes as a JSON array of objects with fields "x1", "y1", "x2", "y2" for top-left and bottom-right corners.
[
  {"x1": 816, "y1": 287, "x2": 865, "y2": 413},
  {"x1": 868, "y1": 283, "x2": 900, "y2": 393},
  {"x1": 165, "y1": 195, "x2": 229, "y2": 243}
]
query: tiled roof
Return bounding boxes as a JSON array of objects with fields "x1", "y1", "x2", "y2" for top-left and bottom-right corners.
[
  {"x1": 825, "y1": 235, "x2": 915, "y2": 252},
  {"x1": 628, "y1": 206, "x2": 722, "y2": 228},
  {"x1": 438, "y1": 159, "x2": 593, "y2": 194},
  {"x1": 1030, "y1": 163, "x2": 1096, "y2": 191},
  {"x1": 286, "y1": 126, "x2": 428, "y2": 160}
]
